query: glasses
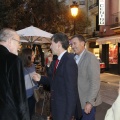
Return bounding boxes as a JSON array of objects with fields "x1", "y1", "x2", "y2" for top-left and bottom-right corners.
[{"x1": 12, "y1": 38, "x2": 21, "y2": 45}]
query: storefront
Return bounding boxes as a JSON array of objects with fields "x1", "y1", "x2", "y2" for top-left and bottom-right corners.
[{"x1": 97, "y1": 35, "x2": 120, "y2": 74}]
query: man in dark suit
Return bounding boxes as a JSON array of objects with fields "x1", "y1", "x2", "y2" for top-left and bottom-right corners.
[
  {"x1": 33, "y1": 33, "x2": 82, "y2": 120},
  {"x1": 0, "y1": 28, "x2": 30, "y2": 120}
]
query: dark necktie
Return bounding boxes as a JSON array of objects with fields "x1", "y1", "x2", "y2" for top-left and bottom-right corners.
[
  {"x1": 54, "y1": 59, "x2": 59, "y2": 73},
  {"x1": 53, "y1": 59, "x2": 59, "y2": 79}
]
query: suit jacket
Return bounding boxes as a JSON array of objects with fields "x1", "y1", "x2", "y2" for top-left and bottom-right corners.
[
  {"x1": 40, "y1": 52, "x2": 82, "y2": 120},
  {"x1": 77, "y1": 49, "x2": 102, "y2": 109},
  {"x1": 104, "y1": 94, "x2": 120, "y2": 120},
  {"x1": 0, "y1": 45, "x2": 30, "y2": 120}
]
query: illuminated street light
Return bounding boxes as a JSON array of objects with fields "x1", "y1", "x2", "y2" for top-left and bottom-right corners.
[{"x1": 70, "y1": 1, "x2": 79, "y2": 35}]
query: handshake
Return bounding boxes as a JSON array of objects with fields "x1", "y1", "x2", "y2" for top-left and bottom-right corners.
[{"x1": 30, "y1": 72, "x2": 41, "y2": 81}]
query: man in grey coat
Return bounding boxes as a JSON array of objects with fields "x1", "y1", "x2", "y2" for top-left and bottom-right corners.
[{"x1": 71, "y1": 35, "x2": 102, "y2": 120}]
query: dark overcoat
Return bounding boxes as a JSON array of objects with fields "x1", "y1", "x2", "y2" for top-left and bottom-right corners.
[{"x1": 0, "y1": 45, "x2": 30, "y2": 120}]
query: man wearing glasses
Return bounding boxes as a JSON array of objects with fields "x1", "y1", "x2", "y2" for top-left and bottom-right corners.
[{"x1": 0, "y1": 28, "x2": 30, "y2": 120}]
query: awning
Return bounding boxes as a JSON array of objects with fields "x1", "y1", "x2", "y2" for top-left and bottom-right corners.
[{"x1": 96, "y1": 35, "x2": 120, "y2": 45}]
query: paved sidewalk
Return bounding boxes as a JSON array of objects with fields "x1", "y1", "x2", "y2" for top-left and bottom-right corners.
[
  {"x1": 96, "y1": 73, "x2": 120, "y2": 120},
  {"x1": 100, "y1": 72, "x2": 120, "y2": 85},
  {"x1": 95, "y1": 102, "x2": 111, "y2": 120}
]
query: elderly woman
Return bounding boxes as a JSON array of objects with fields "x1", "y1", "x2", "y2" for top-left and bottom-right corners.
[{"x1": 20, "y1": 48, "x2": 40, "y2": 119}]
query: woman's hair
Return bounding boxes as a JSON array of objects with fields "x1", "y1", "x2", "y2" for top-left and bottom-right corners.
[{"x1": 21, "y1": 48, "x2": 33, "y2": 67}]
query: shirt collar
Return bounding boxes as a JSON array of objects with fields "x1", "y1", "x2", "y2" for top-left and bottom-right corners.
[
  {"x1": 78, "y1": 49, "x2": 85, "y2": 57},
  {"x1": 74, "y1": 49, "x2": 85, "y2": 63},
  {"x1": 58, "y1": 50, "x2": 67, "y2": 60}
]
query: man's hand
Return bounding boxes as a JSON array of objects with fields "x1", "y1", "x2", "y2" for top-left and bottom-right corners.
[
  {"x1": 32, "y1": 73, "x2": 41, "y2": 81},
  {"x1": 84, "y1": 102, "x2": 93, "y2": 114}
]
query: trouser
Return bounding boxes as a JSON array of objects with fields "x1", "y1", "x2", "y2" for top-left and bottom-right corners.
[
  {"x1": 76, "y1": 107, "x2": 96, "y2": 120},
  {"x1": 28, "y1": 95, "x2": 36, "y2": 119}
]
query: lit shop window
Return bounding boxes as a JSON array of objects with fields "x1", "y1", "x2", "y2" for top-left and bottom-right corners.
[{"x1": 109, "y1": 44, "x2": 118, "y2": 64}]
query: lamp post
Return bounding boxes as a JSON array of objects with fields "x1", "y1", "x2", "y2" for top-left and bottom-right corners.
[{"x1": 70, "y1": 1, "x2": 79, "y2": 35}]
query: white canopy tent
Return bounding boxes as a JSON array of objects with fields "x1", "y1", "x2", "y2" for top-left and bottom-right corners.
[{"x1": 17, "y1": 26, "x2": 53, "y2": 44}]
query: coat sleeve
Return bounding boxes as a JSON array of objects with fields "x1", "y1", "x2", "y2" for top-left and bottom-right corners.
[
  {"x1": 87, "y1": 55, "x2": 100, "y2": 106},
  {"x1": 10, "y1": 58, "x2": 30, "y2": 120},
  {"x1": 38, "y1": 61, "x2": 55, "y2": 86}
]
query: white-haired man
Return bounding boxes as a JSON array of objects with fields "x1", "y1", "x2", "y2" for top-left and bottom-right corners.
[{"x1": 0, "y1": 28, "x2": 30, "y2": 120}]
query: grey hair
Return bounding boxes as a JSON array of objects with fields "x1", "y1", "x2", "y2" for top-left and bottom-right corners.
[{"x1": 0, "y1": 28, "x2": 17, "y2": 42}]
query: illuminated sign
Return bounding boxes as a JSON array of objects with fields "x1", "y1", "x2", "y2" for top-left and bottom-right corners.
[{"x1": 99, "y1": 0, "x2": 105, "y2": 25}]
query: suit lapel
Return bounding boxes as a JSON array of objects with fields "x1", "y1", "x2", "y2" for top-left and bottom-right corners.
[{"x1": 55, "y1": 52, "x2": 67, "y2": 73}]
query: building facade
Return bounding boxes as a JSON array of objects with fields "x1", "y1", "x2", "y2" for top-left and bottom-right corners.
[
  {"x1": 96, "y1": 0, "x2": 120, "y2": 74},
  {"x1": 83, "y1": 0, "x2": 120, "y2": 74},
  {"x1": 68, "y1": 0, "x2": 120, "y2": 74}
]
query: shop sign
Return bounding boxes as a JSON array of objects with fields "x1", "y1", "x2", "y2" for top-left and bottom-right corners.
[{"x1": 99, "y1": 0, "x2": 105, "y2": 25}]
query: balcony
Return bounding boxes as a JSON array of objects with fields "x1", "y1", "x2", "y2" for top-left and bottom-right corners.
[
  {"x1": 86, "y1": 27, "x2": 100, "y2": 38},
  {"x1": 89, "y1": 2, "x2": 98, "y2": 15},
  {"x1": 110, "y1": 12, "x2": 120, "y2": 33}
]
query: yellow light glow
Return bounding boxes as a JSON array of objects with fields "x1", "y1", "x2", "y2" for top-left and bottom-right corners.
[{"x1": 71, "y1": 7, "x2": 78, "y2": 17}]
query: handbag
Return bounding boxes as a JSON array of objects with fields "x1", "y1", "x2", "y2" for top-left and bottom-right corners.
[
  {"x1": 34, "y1": 87, "x2": 41, "y2": 102},
  {"x1": 30, "y1": 78, "x2": 41, "y2": 102},
  {"x1": 25, "y1": 68, "x2": 41, "y2": 102}
]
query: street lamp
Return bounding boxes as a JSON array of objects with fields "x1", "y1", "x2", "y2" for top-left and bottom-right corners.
[{"x1": 70, "y1": 1, "x2": 79, "y2": 35}]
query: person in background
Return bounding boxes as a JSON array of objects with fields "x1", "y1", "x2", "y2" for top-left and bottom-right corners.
[
  {"x1": 44, "y1": 51, "x2": 53, "y2": 75},
  {"x1": 0, "y1": 28, "x2": 30, "y2": 120},
  {"x1": 44, "y1": 51, "x2": 52, "y2": 66},
  {"x1": 20, "y1": 48, "x2": 40, "y2": 119},
  {"x1": 33, "y1": 33, "x2": 82, "y2": 120},
  {"x1": 104, "y1": 84, "x2": 120, "y2": 120},
  {"x1": 71, "y1": 35, "x2": 102, "y2": 120}
]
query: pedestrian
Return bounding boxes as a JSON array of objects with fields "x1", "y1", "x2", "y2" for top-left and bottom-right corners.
[
  {"x1": 33, "y1": 33, "x2": 82, "y2": 120},
  {"x1": 0, "y1": 28, "x2": 30, "y2": 120},
  {"x1": 71, "y1": 34, "x2": 102, "y2": 120},
  {"x1": 20, "y1": 48, "x2": 40, "y2": 119}
]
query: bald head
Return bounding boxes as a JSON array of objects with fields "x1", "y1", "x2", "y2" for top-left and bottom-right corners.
[
  {"x1": 0, "y1": 28, "x2": 18, "y2": 42},
  {"x1": 0, "y1": 28, "x2": 20, "y2": 55}
]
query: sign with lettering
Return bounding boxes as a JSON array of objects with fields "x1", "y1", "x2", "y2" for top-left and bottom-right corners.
[{"x1": 99, "y1": 0, "x2": 105, "y2": 25}]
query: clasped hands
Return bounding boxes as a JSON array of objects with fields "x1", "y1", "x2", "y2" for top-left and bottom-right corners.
[{"x1": 32, "y1": 73, "x2": 41, "y2": 82}]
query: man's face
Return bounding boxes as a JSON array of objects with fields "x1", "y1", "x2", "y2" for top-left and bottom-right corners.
[
  {"x1": 71, "y1": 37, "x2": 85, "y2": 55},
  {"x1": 50, "y1": 40, "x2": 59, "y2": 55}
]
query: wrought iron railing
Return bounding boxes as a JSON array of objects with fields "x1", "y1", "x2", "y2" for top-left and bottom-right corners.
[
  {"x1": 111, "y1": 12, "x2": 120, "y2": 28},
  {"x1": 87, "y1": 27, "x2": 100, "y2": 38}
]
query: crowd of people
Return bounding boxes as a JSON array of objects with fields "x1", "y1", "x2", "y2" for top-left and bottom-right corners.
[{"x1": 0, "y1": 28, "x2": 120, "y2": 120}]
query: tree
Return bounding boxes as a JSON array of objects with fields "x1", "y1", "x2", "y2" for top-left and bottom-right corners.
[{"x1": 0, "y1": 0, "x2": 91, "y2": 36}]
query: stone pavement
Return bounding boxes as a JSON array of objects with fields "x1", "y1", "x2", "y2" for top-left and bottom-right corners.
[
  {"x1": 100, "y1": 73, "x2": 120, "y2": 84},
  {"x1": 95, "y1": 73, "x2": 120, "y2": 120}
]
